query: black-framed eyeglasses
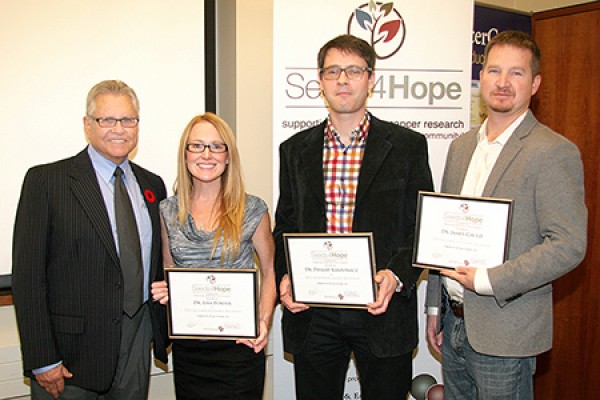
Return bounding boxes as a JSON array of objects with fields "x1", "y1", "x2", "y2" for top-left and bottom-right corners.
[
  {"x1": 90, "y1": 116, "x2": 140, "y2": 128},
  {"x1": 186, "y1": 143, "x2": 228, "y2": 153},
  {"x1": 319, "y1": 65, "x2": 372, "y2": 80}
]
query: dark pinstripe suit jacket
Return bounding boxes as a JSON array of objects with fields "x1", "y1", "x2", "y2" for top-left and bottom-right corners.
[{"x1": 12, "y1": 148, "x2": 168, "y2": 392}]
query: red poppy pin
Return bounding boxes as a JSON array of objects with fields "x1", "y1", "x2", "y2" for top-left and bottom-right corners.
[{"x1": 144, "y1": 189, "x2": 156, "y2": 204}]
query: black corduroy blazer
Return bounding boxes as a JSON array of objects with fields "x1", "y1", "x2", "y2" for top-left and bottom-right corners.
[{"x1": 273, "y1": 114, "x2": 434, "y2": 357}]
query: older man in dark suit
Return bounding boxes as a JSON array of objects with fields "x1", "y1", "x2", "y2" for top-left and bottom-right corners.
[
  {"x1": 13, "y1": 80, "x2": 168, "y2": 399},
  {"x1": 273, "y1": 35, "x2": 434, "y2": 400}
]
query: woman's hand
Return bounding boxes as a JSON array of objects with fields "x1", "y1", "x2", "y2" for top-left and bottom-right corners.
[{"x1": 237, "y1": 319, "x2": 270, "y2": 353}]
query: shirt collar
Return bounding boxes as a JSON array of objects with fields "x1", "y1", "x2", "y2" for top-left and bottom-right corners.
[
  {"x1": 87, "y1": 145, "x2": 132, "y2": 184},
  {"x1": 478, "y1": 110, "x2": 528, "y2": 146},
  {"x1": 325, "y1": 112, "x2": 370, "y2": 142}
]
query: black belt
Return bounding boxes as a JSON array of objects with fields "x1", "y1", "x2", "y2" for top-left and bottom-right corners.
[{"x1": 449, "y1": 299, "x2": 464, "y2": 318}]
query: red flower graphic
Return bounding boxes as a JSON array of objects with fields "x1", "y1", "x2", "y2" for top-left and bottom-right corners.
[{"x1": 144, "y1": 189, "x2": 156, "y2": 204}]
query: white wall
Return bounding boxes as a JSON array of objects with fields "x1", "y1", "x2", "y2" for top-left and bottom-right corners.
[
  {"x1": 0, "y1": 0, "x2": 205, "y2": 277},
  {"x1": 235, "y1": 0, "x2": 274, "y2": 212},
  {"x1": 0, "y1": 0, "x2": 204, "y2": 398}
]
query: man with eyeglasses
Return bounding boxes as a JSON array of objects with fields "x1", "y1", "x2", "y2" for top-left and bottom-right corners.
[
  {"x1": 273, "y1": 34, "x2": 434, "y2": 399},
  {"x1": 13, "y1": 80, "x2": 168, "y2": 399}
]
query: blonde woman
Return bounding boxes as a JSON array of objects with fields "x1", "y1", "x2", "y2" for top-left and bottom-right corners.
[{"x1": 151, "y1": 113, "x2": 276, "y2": 399}]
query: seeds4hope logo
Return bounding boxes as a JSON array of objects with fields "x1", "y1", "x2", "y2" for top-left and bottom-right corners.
[{"x1": 347, "y1": 1, "x2": 406, "y2": 60}]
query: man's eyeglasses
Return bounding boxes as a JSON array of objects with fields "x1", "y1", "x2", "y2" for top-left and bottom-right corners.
[
  {"x1": 319, "y1": 65, "x2": 372, "y2": 80},
  {"x1": 90, "y1": 117, "x2": 140, "y2": 128},
  {"x1": 186, "y1": 143, "x2": 228, "y2": 153}
]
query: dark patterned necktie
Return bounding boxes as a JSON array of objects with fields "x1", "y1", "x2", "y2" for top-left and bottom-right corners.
[{"x1": 114, "y1": 167, "x2": 143, "y2": 316}]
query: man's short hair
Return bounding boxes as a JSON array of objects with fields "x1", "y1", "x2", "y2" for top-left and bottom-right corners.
[
  {"x1": 318, "y1": 34, "x2": 376, "y2": 76},
  {"x1": 86, "y1": 80, "x2": 140, "y2": 117},
  {"x1": 484, "y1": 30, "x2": 541, "y2": 76}
]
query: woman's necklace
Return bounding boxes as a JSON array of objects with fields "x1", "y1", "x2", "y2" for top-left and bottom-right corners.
[
  {"x1": 194, "y1": 199, "x2": 219, "y2": 232},
  {"x1": 198, "y1": 214, "x2": 215, "y2": 231}
]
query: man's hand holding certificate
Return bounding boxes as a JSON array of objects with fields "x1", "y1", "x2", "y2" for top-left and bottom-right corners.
[
  {"x1": 413, "y1": 192, "x2": 513, "y2": 271},
  {"x1": 283, "y1": 233, "x2": 377, "y2": 308}
]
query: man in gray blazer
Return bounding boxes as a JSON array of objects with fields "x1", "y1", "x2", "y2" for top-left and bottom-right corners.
[
  {"x1": 426, "y1": 31, "x2": 587, "y2": 399},
  {"x1": 13, "y1": 80, "x2": 168, "y2": 399}
]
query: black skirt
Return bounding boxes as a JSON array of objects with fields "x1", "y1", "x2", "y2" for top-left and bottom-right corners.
[{"x1": 172, "y1": 339, "x2": 266, "y2": 400}]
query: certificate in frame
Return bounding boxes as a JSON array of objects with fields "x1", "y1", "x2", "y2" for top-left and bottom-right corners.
[
  {"x1": 283, "y1": 233, "x2": 377, "y2": 308},
  {"x1": 412, "y1": 191, "x2": 513, "y2": 270},
  {"x1": 165, "y1": 268, "x2": 258, "y2": 340}
]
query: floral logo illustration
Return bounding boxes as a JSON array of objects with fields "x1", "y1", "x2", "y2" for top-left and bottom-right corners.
[
  {"x1": 206, "y1": 274, "x2": 217, "y2": 284},
  {"x1": 347, "y1": 1, "x2": 406, "y2": 60},
  {"x1": 323, "y1": 240, "x2": 333, "y2": 251},
  {"x1": 144, "y1": 189, "x2": 156, "y2": 204},
  {"x1": 460, "y1": 203, "x2": 469, "y2": 213}
]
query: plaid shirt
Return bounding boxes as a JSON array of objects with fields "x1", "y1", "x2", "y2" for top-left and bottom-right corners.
[{"x1": 323, "y1": 113, "x2": 370, "y2": 233}]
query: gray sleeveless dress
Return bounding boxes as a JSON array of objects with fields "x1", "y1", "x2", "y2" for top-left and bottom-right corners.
[{"x1": 160, "y1": 193, "x2": 267, "y2": 268}]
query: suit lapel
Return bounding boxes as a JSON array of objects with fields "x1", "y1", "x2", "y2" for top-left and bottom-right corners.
[
  {"x1": 483, "y1": 111, "x2": 536, "y2": 197},
  {"x1": 300, "y1": 126, "x2": 327, "y2": 210},
  {"x1": 449, "y1": 133, "x2": 478, "y2": 194},
  {"x1": 356, "y1": 117, "x2": 392, "y2": 206},
  {"x1": 69, "y1": 149, "x2": 119, "y2": 266},
  {"x1": 131, "y1": 164, "x2": 160, "y2": 230}
]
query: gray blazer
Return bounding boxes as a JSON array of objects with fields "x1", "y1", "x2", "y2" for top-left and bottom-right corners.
[{"x1": 426, "y1": 110, "x2": 587, "y2": 357}]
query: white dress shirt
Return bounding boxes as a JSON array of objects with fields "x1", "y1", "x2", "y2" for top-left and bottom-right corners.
[{"x1": 443, "y1": 111, "x2": 528, "y2": 302}]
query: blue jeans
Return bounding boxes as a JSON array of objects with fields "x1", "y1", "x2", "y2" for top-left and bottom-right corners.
[{"x1": 442, "y1": 309, "x2": 536, "y2": 400}]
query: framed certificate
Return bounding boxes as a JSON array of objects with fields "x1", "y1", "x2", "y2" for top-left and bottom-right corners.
[
  {"x1": 165, "y1": 268, "x2": 258, "y2": 340},
  {"x1": 283, "y1": 233, "x2": 377, "y2": 308},
  {"x1": 413, "y1": 191, "x2": 513, "y2": 270}
]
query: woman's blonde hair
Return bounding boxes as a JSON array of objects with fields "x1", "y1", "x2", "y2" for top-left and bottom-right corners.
[{"x1": 173, "y1": 113, "x2": 246, "y2": 263}]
